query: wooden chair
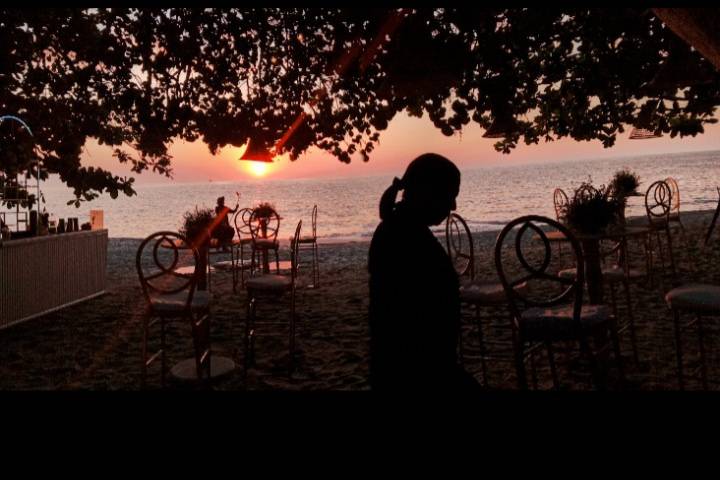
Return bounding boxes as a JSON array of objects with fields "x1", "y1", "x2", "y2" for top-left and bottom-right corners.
[
  {"x1": 494, "y1": 216, "x2": 624, "y2": 390},
  {"x1": 248, "y1": 206, "x2": 281, "y2": 275},
  {"x1": 135, "y1": 231, "x2": 212, "y2": 388},
  {"x1": 244, "y1": 220, "x2": 302, "y2": 376},
  {"x1": 446, "y1": 212, "x2": 527, "y2": 387},
  {"x1": 295, "y1": 205, "x2": 320, "y2": 288}
]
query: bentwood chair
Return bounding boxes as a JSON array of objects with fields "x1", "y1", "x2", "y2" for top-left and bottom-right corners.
[
  {"x1": 248, "y1": 206, "x2": 281, "y2": 275},
  {"x1": 136, "y1": 231, "x2": 212, "y2": 388},
  {"x1": 665, "y1": 282, "x2": 720, "y2": 390},
  {"x1": 244, "y1": 220, "x2": 302, "y2": 376},
  {"x1": 495, "y1": 216, "x2": 624, "y2": 390},
  {"x1": 233, "y1": 207, "x2": 255, "y2": 288},
  {"x1": 645, "y1": 180, "x2": 677, "y2": 279},
  {"x1": 295, "y1": 205, "x2": 320, "y2": 288},
  {"x1": 446, "y1": 212, "x2": 526, "y2": 387},
  {"x1": 664, "y1": 177, "x2": 696, "y2": 272},
  {"x1": 548, "y1": 188, "x2": 571, "y2": 252}
]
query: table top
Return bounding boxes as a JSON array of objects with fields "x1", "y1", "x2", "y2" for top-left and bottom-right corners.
[{"x1": 572, "y1": 224, "x2": 650, "y2": 241}]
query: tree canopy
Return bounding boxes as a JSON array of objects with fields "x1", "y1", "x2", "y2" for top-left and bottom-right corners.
[{"x1": 1, "y1": 8, "x2": 719, "y2": 203}]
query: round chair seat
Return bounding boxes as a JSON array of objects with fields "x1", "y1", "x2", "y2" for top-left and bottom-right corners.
[
  {"x1": 665, "y1": 284, "x2": 720, "y2": 313},
  {"x1": 559, "y1": 266, "x2": 645, "y2": 282},
  {"x1": 459, "y1": 280, "x2": 528, "y2": 304},
  {"x1": 150, "y1": 290, "x2": 211, "y2": 314},
  {"x1": 253, "y1": 239, "x2": 279, "y2": 249},
  {"x1": 534, "y1": 230, "x2": 567, "y2": 242},
  {"x1": 520, "y1": 304, "x2": 610, "y2": 339},
  {"x1": 212, "y1": 259, "x2": 252, "y2": 271},
  {"x1": 246, "y1": 274, "x2": 293, "y2": 292}
]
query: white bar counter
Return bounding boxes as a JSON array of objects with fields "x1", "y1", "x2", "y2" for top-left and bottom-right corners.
[{"x1": 0, "y1": 229, "x2": 108, "y2": 329}]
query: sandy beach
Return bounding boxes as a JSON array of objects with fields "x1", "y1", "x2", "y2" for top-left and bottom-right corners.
[{"x1": 2, "y1": 208, "x2": 720, "y2": 390}]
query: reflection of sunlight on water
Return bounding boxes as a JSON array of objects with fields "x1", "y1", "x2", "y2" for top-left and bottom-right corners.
[{"x1": 36, "y1": 150, "x2": 720, "y2": 240}]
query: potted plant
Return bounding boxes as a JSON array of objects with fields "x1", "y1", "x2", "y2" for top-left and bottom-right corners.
[
  {"x1": 609, "y1": 168, "x2": 641, "y2": 223},
  {"x1": 253, "y1": 201, "x2": 276, "y2": 219},
  {"x1": 565, "y1": 183, "x2": 621, "y2": 235},
  {"x1": 610, "y1": 168, "x2": 640, "y2": 197},
  {"x1": 180, "y1": 206, "x2": 214, "y2": 245}
]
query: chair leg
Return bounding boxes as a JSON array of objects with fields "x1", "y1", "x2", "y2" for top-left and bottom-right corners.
[
  {"x1": 697, "y1": 314, "x2": 709, "y2": 390},
  {"x1": 609, "y1": 319, "x2": 625, "y2": 388},
  {"x1": 314, "y1": 241, "x2": 320, "y2": 287},
  {"x1": 546, "y1": 341, "x2": 560, "y2": 390},
  {"x1": 665, "y1": 226, "x2": 677, "y2": 278},
  {"x1": 141, "y1": 318, "x2": 149, "y2": 389},
  {"x1": 529, "y1": 347, "x2": 539, "y2": 390},
  {"x1": 672, "y1": 309, "x2": 685, "y2": 390},
  {"x1": 160, "y1": 317, "x2": 167, "y2": 388},
  {"x1": 514, "y1": 338, "x2": 529, "y2": 390},
  {"x1": 475, "y1": 304, "x2": 489, "y2": 388},
  {"x1": 289, "y1": 288, "x2": 296, "y2": 375},
  {"x1": 623, "y1": 280, "x2": 640, "y2": 365}
]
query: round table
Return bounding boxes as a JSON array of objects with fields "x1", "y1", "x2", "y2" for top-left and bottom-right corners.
[{"x1": 573, "y1": 225, "x2": 650, "y2": 304}]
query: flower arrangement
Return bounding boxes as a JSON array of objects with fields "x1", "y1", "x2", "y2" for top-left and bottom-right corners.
[
  {"x1": 565, "y1": 183, "x2": 620, "y2": 235},
  {"x1": 180, "y1": 206, "x2": 214, "y2": 242},
  {"x1": 609, "y1": 168, "x2": 641, "y2": 198},
  {"x1": 253, "y1": 201, "x2": 276, "y2": 218}
]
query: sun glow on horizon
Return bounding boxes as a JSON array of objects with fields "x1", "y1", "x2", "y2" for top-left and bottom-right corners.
[{"x1": 246, "y1": 161, "x2": 270, "y2": 177}]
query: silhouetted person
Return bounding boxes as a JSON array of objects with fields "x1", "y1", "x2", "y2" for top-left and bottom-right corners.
[
  {"x1": 368, "y1": 153, "x2": 479, "y2": 391},
  {"x1": 212, "y1": 195, "x2": 238, "y2": 249}
]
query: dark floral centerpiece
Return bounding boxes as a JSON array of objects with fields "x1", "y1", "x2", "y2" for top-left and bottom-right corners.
[
  {"x1": 566, "y1": 183, "x2": 621, "y2": 235},
  {"x1": 609, "y1": 168, "x2": 641, "y2": 198},
  {"x1": 180, "y1": 206, "x2": 214, "y2": 244},
  {"x1": 609, "y1": 168, "x2": 641, "y2": 224},
  {"x1": 253, "y1": 201, "x2": 276, "y2": 218}
]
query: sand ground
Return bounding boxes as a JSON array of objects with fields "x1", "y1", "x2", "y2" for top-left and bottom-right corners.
[{"x1": 2, "y1": 209, "x2": 720, "y2": 390}]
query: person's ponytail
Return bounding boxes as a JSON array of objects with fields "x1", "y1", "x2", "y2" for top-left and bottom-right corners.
[{"x1": 378, "y1": 176, "x2": 404, "y2": 220}]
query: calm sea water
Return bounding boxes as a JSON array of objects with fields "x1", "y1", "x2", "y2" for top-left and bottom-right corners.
[{"x1": 30, "y1": 150, "x2": 720, "y2": 241}]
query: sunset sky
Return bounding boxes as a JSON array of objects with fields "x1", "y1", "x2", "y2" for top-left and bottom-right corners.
[{"x1": 84, "y1": 112, "x2": 720, "y2": 184}]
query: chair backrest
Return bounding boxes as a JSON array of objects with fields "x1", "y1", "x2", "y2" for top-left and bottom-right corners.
[
  {"x1": 573, "y1": 183, "x2": 599, "y2": 201},
  {"x1": 665, "y1": 177, "x2": 680, "y2": 214},
  {"x1": 494, "y1": 216, "x2": 584, "y2": 329},
  {"x1": 645, "y1": 180, "x2": 672, "y2": 223},
  {"x1": 553, "y1": 188, "x2": 569, "y2": 223},
  {"x1": 290, "y1": 220, "x2": 302, "y2": 282},
  {"x1": 234, "y1": 207, "x2": 253, "y2": 238},
  {"x1": 445, "y1": 213, "x2": 474, "y2": 280},
  {"x1": 311, "y1": 204, "x2": 318, "y2": 239},
  {"x1": 136, "y1": 231, "x2": 200, "y2": 309},
  {"x1": 249, "y1": 206, "x2": 280, "y2": 242}
]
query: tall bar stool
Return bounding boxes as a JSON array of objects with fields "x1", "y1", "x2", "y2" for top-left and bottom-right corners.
[
  {"x1": 244, "y1": 221, "x2": 302, "y2": 376},
  {"x1": 135, "y1": 231, "x2": 212, "y2": 388},
  {"x1": 495, "y1": 216, "x2": 624, "y2": 390}
]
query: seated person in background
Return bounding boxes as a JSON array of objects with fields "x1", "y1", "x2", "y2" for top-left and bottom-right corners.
[
  {"x1": 212, "y1": 195, "x2": 239, "y2": 249},
  {"x1": 368, "y1": 153, "x2": 480, "y2": 391}
]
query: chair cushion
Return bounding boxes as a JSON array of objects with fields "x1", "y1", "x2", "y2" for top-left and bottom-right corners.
[
  {"x1": 559, "y1": 266, "x2": 645, "y2": 282},
  {"x1": 294, "y1": 236, "x2": 316, "y2": 244},
  {"x1": 665, "y1": 284, "x2": 720, "y2": 313},
  {"x1": 150, "y1": 290, "x2": 211, "y2": 314},
  {"x1": 459, "y1": 280, "x2": 528, "y2": 305},
  {"x1": 520, "y1": 304, "x2": 610, "y2": 339},
  {"x1": 246, "y1": 274, "x2": 293, "y2": 292},
  {"x1": 534, "y1": 230, "x2": 567, "y2": 242},
  {"x1": 253, "y1": 239, "x2": 279, "y2": 249}
]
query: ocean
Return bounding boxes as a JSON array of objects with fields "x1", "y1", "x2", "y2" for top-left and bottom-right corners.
[{"x1": 31, "y1": 149, "x2": 720, "y2": 242}]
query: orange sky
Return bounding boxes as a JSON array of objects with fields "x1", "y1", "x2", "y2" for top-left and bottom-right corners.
[{"x1": 83, "y1": 112, "x2": 720, "y2": 184}]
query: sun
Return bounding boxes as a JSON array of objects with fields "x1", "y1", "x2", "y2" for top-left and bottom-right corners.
[{"x1": 246, "y1": 161, "x2": 270, "y2": 177}]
